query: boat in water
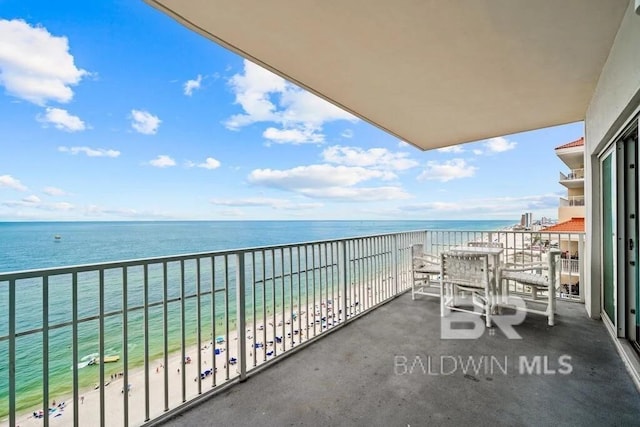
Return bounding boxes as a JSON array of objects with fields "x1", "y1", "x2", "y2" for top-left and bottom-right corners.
[
  {"x1": 54, "y1": 235, "x2": 61, "y2": 242},
  {"x1": 88, "y1": 355, "x2": 120, "y2": 365}
]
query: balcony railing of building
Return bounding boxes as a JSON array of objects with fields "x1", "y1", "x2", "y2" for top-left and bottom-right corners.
[
  {"x1": 0, "y1": 229, "x2": 584, "y2": 427},
  {"x1": 559, "y1": 195, "x2": 585, "y2": 207},
  {"x1": 559, "y1": 168, "x2": 585, "y2": 181}
]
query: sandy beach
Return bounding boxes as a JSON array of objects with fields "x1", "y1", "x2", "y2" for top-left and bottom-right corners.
[{"x1": 3, "y1": 295, "x2": 355, "y2": 427}]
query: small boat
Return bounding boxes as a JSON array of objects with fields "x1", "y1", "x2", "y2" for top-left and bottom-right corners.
[
  {"x1": 88, "y1": 355, "x2": 120, "y2": 365},
  {"x1": 54, "y1": 235, "x2": 61, "y2": 242}
]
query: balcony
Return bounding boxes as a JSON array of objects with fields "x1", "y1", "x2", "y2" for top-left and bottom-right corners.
[
  {"x1": 559, "y1": 169, "x2": 585, "y2": 190},
  {"x1": 160, "y1": 293, "x2": 639, "y2": 426},
  {"x1": 0, "y1": 229, "x2": 626, "y2": 426},
  {"x1": 559, "y1": 196, "x2": 585, "y2": 207}
]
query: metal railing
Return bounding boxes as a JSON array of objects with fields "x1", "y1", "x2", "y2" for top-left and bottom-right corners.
[
  {"x1": 0, "y1": 230, "x2": 424, "y2": 427},
  {"x1": 559, "y1": 168, "x2": 585, "y2": 181},
  {"x1": 421, "y1": 230, "x2": 584, "y2": 302},
  {"x1": 559, "y1": 196, "x2": 585, "y2": 207},
  {"x1": 0, "y1": 229, "x2": 584, "y2": 426},
  {"x1": 560, "y1": 258, "x2": 580, "y2": 274}
]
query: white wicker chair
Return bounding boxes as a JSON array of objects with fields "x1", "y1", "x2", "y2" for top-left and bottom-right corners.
[
  {"x1": 467, "y1": 241, "x2": 504, "y2": 249},
  {"x1": 411, "y1": 244, "x2": 441, "y2": 300},
  {"x1": 496, "y1": 249, "x2": 561, "y2": 326},
  {"x1": 440, "y1": 252, "x2": 492, "y2": 327}
]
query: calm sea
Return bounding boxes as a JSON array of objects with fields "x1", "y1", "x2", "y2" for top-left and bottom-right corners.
[{"x1": 0, "y1": 220, "x2": 513, "y2": 417}]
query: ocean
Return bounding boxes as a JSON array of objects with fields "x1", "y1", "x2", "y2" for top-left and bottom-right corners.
[{"x1": 0, "y1": 220, "x2": 513, "y2": 417}]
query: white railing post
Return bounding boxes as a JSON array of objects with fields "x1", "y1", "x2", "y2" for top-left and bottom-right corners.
[
  {"x1": 340, "y1": 241, "x2": 348, "y2": 323},
  {"x1": 393, "y1": 234, "x2": 399, "y2": 295},
  {"x1": 236, "y1": 252, "x2": 247, "y2": 381}
]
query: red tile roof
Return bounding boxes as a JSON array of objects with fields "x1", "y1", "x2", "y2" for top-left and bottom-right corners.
[
  {"x1": 542, "y1": 217, "x2": 585, "y2": 232},
  {"x1": 555, "y1": 137, "x2": 584, "y2": 150}
]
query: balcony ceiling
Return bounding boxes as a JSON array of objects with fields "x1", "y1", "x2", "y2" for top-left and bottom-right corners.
[
  {"x1": 146, "y1": 0, "x2": 628, "y2": 151},
  {"x1": 556, "y1": 148, "x2": 585, "y2": 170}
]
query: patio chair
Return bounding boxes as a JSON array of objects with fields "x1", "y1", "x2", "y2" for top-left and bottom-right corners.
[
  {"x1": 411, "y1": 244, "x2": 441, "y2": 300},
  {"x1": 440, "y1": 252, "x2": 492, "y2": 327},
  {"x1": 496, "y1": 249, "x2": 561, "y2": 326}
]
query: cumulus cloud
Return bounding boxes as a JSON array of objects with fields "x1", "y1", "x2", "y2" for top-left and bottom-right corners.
[
  {"x1": 38, "y1": 107, "x2": 86, "y2": 132},
  {"x1": 485, "y1": 137, "x2": 517, "y2": 153},
  {"x1": 0, "y1": 19, "x2": 87, "y2": 105},
  {"x1": 130, "y1": 109, "x2": 161, "y2": 135},
  {"x1": 322, "y1": 146, "x2": 418, "y2": 171},
  {"x1": 247, "y1": 164, "x2": 408, "y2": 201},
  {"x1": 0, "y1": 174, "x2": 27, "y2": 191},
  {"x1": 473, "y1": 136, "x2": 517, "y2": 155},
  {"x1": 263, "y1": 127, "x2": 324, "y2": 145},
  {"x1": 417, "y1": 159, "x2": 477, "y2": 182},
  {"x1": 225, "y1": 59, "x2": 356, "y2": 144},
  {"x1": 198, "y1": 157, "x2": 221, "y2": 170},
  {"x1": 43, "y1": 186, "x2": 67, "y2": 196},
  {"x1": 437, "y1": 145, "x2": 465, "y2": 153},
  {"x1": 249, "y1": 165, "x2": 395, "y2": 189},
  {"x1": 149, "y1": 155, "x2": 176, "y2": 168},
  {"x1": 184, "y1": 74, "x2": 202, "y2": 96},
  {"x1": 58, "y1": 146, "x2": 120, "y2": 158}
]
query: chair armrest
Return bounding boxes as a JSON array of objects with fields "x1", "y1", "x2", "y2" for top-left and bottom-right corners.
[
  {"x1": 499, "y1": 262, "x2": 546, "y2": 273},
  {"x1": 414, "y1": 254, "x2": 440, "y2": 264}
]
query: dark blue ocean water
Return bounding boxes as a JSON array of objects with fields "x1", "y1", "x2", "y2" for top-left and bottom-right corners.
[{"x1": 0, "y1": 220, "x2": 514, "y2": 273}]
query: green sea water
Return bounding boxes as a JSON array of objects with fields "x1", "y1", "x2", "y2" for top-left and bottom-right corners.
[{"x1": 0, "y1": 220, "x2": 513, "y2": 418}]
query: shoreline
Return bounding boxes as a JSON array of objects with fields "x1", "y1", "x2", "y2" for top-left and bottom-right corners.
[{"x1": 3, "y1": 295, "x2": 351, "y2": 427}]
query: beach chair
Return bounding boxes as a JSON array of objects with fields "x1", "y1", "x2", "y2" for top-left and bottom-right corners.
[
  {"x1": 411, "y1": 244, "x2": 441, "y2": 300},
  {"x1": 440, "y1": 252, "x2": 492, "y2": 327},
  {"x1": 496, "y1": 249, "x2": 561, "y2": 326}
]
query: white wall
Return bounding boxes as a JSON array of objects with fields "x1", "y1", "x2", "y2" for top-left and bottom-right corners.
[{"x1": 585, "y1": 0, "x2": 640, "y2": 318}]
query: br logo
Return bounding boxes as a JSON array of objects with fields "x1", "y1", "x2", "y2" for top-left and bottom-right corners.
[{"x1": 441, "y1": 295, "x2": 527, "y2": 339}]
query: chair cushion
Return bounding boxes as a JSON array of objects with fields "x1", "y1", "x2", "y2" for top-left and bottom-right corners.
[{"x1": 501, "y1": 271, "x2": 548, "y2": 287}]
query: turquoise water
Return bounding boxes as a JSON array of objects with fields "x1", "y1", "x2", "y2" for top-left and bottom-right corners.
[{"x1": 0, "y1": 220, "x2": 513, "y2": 417}]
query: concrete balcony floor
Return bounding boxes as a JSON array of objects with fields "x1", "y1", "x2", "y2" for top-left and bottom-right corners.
[{"x1": 159, "y1": 293, "x2": 640, "y2": 426}]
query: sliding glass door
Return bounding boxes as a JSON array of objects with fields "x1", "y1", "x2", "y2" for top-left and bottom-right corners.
[{"x1": 601, "y1": 119, "x2": 639, "y2": 348}]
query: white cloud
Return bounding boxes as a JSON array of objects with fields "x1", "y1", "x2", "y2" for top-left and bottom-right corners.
[
  {"x1": 402, "y1": 194, "x2": 560, "y2": 215},
  {"x1": 43, "y1": 186, "x2": 67, "y2": 196},
  {"x1": 299, "y1": 186, "x2": 410, "y2": 201},
  {"x1": 198, "y1": 157, "x2": 221, "y2": 170},
  {"x1": 184, "y1": 74, "x2": 202, "y2": 96},
  {"x1": 130, "y1": 109, "x2": 161, "y2": 135},
  {"x1": 473, "y1": 149, "x2": 483, "y2": 155},
  {"x1": 38, "y1": 107, "x2": 86, "y2": 132},
  {"x1": 249, "y1": 164, "x2": 395, "y2": 189},
  {"x1": 0, "y1": 174, "x2": 27, "y2": 191},
  {"x1": 263, "y1": 127, "x2": 324, "y2": 145},
  {"x1": 0, "y1": 19, "x2": 87, "y2": 105},
  {"x1": 322, "y1": 146, "x2": 419, "y2": 171},
  {"x1": 341, "y1": 129, "x2": 354, "y2": 139},
  {"x1": 484, "y1": 137, "x2": 517, "y2": 153},
  {"x1": 2, "y1": 197, "x2": 74, "y2": 211},
  {"x1": 22, "y1": 195, "x2": 41, "y2": 204},
  {"x1": 211, "y1": 197, "x2": 323, "y2": 210},
  {"x1": 149, "y1": 155, "x2": 176, "y2": 168},
  {"x1": 437, "y1": 146, "x2": 465, "y2": 153},
  {"x1": 225, "y1": 60, "x2": 356, "y2": 144},
  {"x1": 417, "y1": 159, "x2": 477, "y2": 182},
  {"x1": 247, "y1": 164, "x2": 408, "y2": 201},
  {"x1": 58, "y1": 146, "x2": 120, "y2": 158}
]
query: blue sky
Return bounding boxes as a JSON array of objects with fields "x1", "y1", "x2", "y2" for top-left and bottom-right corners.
[{"x1": 0, "y1": 1, "x2": 584, "y2": 221}]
